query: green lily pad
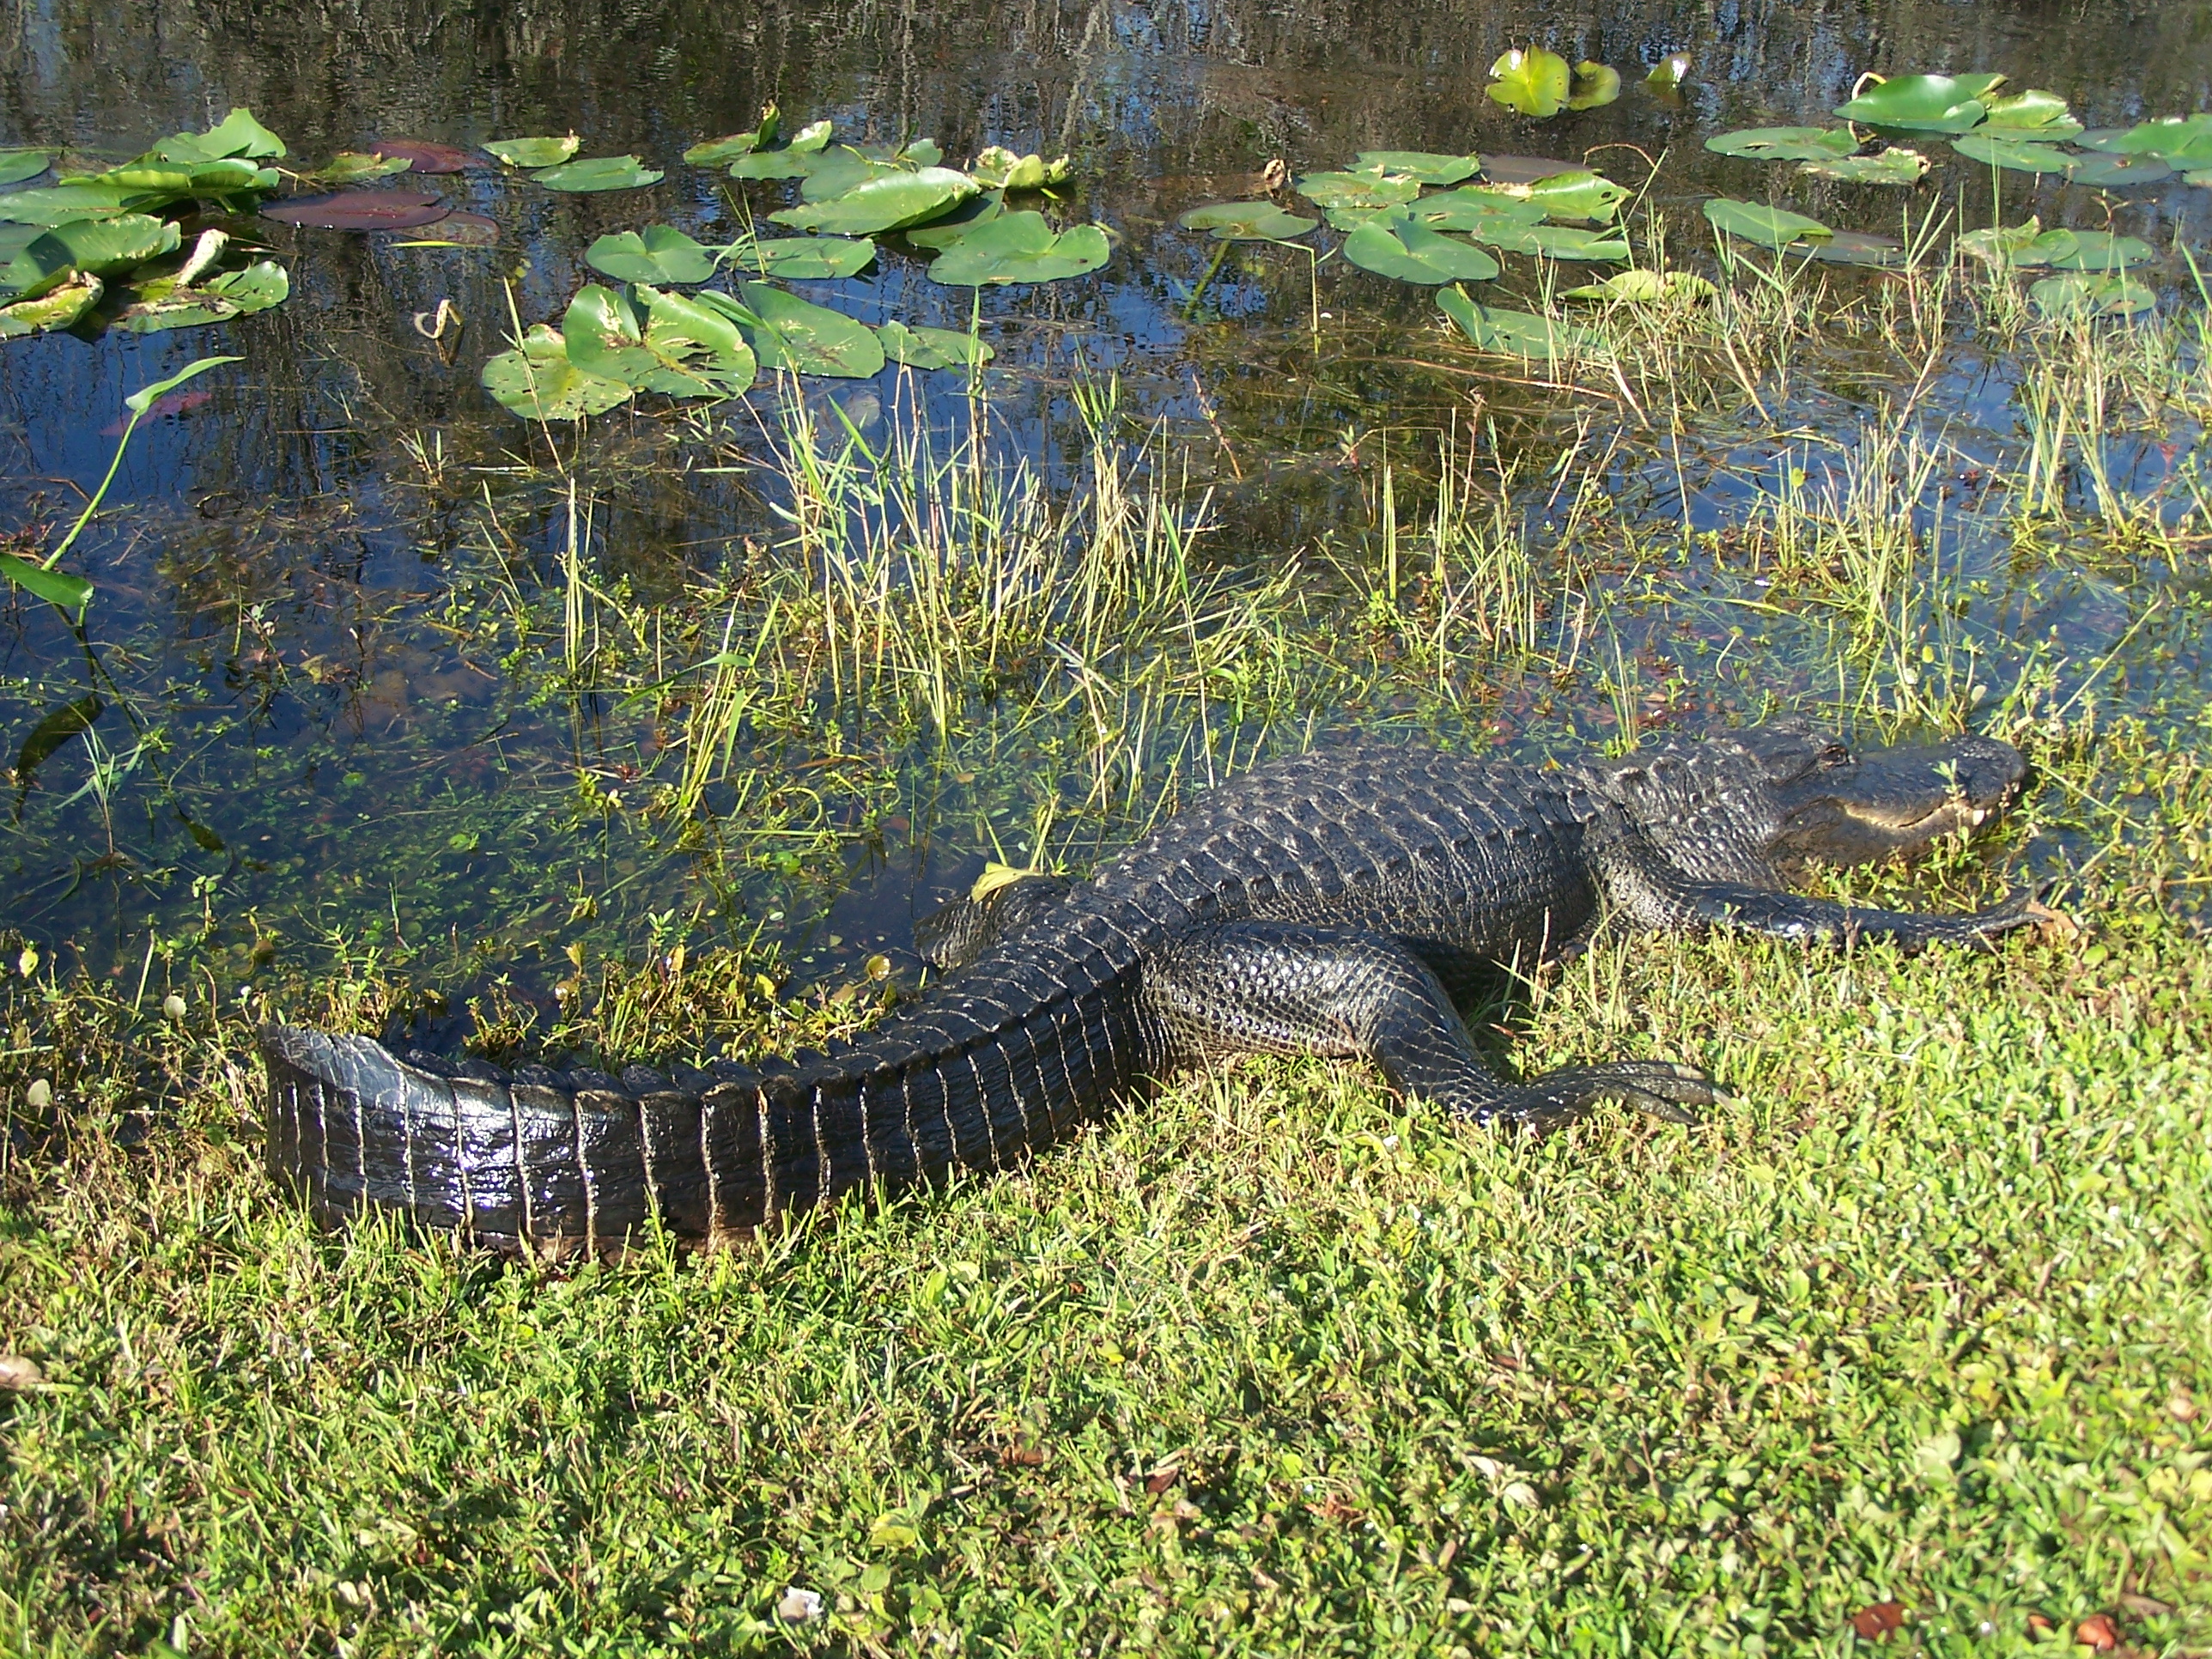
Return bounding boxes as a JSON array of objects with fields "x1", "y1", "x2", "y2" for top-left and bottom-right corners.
[
  {"x1": 115, "y1": 259, "x2": 290, "y2": 331},
  {"x1": 701, "y1": 283, "x2": 885, "y2": 379},
  {"x1": 1341, "y1": 212, "x2": 1500, "y2": 283},
  {"x1": 1951, "y1": 136, "x2": 2071, "y2": 173},
  {"x1": 970, "y1": 147, "x2": 1073, "y2": 191},
  {"x1": 737, "y1": 236, "x2": 878, "y2": 280},
  {"x1": 771, "y1": 167, "x2": 977, "y2": 235},
  {"x1": 2, "y1": 213, "x2": 179, "y2": 299},
  {"x1": 796, "y1": 149, "x2": 900, "y2": 203},
  {"x1": 1486, "y1": 46, "x2": 1571, "y2": 118},
  {"x1": 1436, "y1": 284, "x2": 1589, "y2": 361},
  {"x1": 726, "y1": 149, "x2": 830, "y2": 181},
  {"x1": 1566, "y1": 62, "x2": 1622, "y2": 111},
  {"x1": 1807, "y1": 230, "x2": 1904, "y2": 267},
  {"x1": 2089, "y1": 114, "x2": 2212, "y2": 166},
  {"x1": 562, "y1": 283, "x2": 757, "y2": 398},
  {"x1": 1703, "y1": 198, "x2": 1831, "y2": 250},
  {"x1": 1352, "y1": 151, "x2": 1479, "y2": 185},
  {"x1": 1645, "y1": 53, "x2": 1691, "y2": 92},
  {"x1": 483, "y1": 135, "x2": 580, "y2": 168},
  {"x1": 533, "y1": 155, "x2": 663, "y2": 192},
  {"x1": 2029, "y1": 273, "x2": 2156, "y2": 319},
  {"x1": 1176, "y1": 201, "x2": 1317, "y2": 240},
  {"x1": 1834, "y1": 73, "x2": 2002, "y2": 134},
  {"x1": 1507, "y1": 169, "x2": 1626, "y2": 222},
  {"x1": 1955, "y1": 219, "x2": 2044, "y2": 267},
  {"x1": 0, "y1": 181, "x2": 162, "y2": 225},
  {"x1": 481, "y1": 322, "x2": 635, "y2": 420},
  {"x1": 1564, "y1": 268, "x2": 1717, "y2": 302},
  {"x1": 924, "y1": 211, "x2": 1109, "y2": 284},
  {"x1": 0, "y1": 150, "x2": 52, "y2": 187},
  {"x1": 684, "y1": 106, "x2": 780, "y2": 166},
  {"x1": 306, "y1": 152, "x2": 414, "y2": 186},
  {"x1": 1978, "y1": 89, "x2": 2081, "y2": 139},
  {"x1": 903, "y1": 195, "x2": 1005, "y2": 250},
  {"x1": 788, "y1": 120, "x2": 834, "y2": 153},
  {"x1": 1802, "y1": 148, "x2": 1929, "y2": 184},
  {"x1": 1405, "y1": 188, "x2": 1546, "y2": 234},
  {"x1": 2025, "y1": 230, "x2": 2155, "y2": 272},
  {"x1": 149, "y1": 107, "x2": 287, "y2": 162},
  {"x1": 586, "y1": 226, "x2": 716, "y2": 285},
  {"x1": 1296, "y1": 168, "x2": 1421, "y2": 212},
  {"x1": 1477, "y1": 222, "x2": 1632, "y2": 261},
  {"x1": 878, "y1": 319, "x2": 994, "y2": 369},
  {"x1": 2064, "y1": 154, "x2": 2173, "y2": 188},
  {"x1": 0, "y1": 270, "x2": 100, "y2": 336},
  {"x1": 1480, "y1": 154, "x2": 1582, "y2": 185},
  {"x1": 1705, "y1": 127, "x2": 1859, "y2": 162}
]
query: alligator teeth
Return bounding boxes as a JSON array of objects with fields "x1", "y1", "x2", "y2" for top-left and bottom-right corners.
[{"x1": 1970, "y1": 807, "x2": 1987, "y2": 825}]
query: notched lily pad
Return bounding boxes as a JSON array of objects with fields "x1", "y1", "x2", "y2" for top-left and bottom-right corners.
[
  {"x1": 1978, "y1": 89, "x2": 2081, "y2": 139},
  {"x1": 1834, "y1": 72, "x2": 2002, "y2": 134},
  {"x1": 0, "y1": 149, "x2": 53, "y2": 187},
  {"x1": 1436, "y1": 283, "x2": 1589, "y2": 361},
  {"x1": 2064, "y1": 154, "x2": 2173, "y2": 188},
  {"x1": 970, "y1": 147, "x2": 1073, "y2": 191},
  {"x1": 483, "y1": 135, "x2": 580, "y2": 168},
  {"x1": 736, "y1": 236, "x2": 878, "y2": 280},
  {"x1": 482, "y1": 322, "x2": 634, "y2": 420},
  {"x1": 1296, "y1": 168, "x2": 1420, "y2": 212},
  {"x1": 2029, "y1": 273, "x2": 2156, "y2": 319},
  {"x1": 772, "y1": 167, "x2": 977, "y2": 235},
  {"x1": 685, "y1": 106, "x2": 781, "y2": 167},
  {"x1": 0, "y1": 271, "x2": 100, "y2": 336},
  {"x1": 1566, "y1": 63, "x2": 1622, "y2": 111},
  {"x1": 1501, "y1": 169, "x2": 1626, "y2": 223},
  {"x1": 263, "y1": 188, "x2": 449, "y2": 230},
  {"x1": 878, "y1": 319, "x2": 994, "y2": 368},
  {"x1": 924, "y1": 210, "x2": 1110, "y2": 284},
  {"x1": 1342, "y1": 211, "x2": 1500, "y2": 283},
  {"x1": 1407, "y1": 188, "x2": 1546, "y2": 234},
  {"x1": 533, "y1": 155, "x2": 663, "y2": 192},
  {"x1": 701, "y1": 282, "x2": 886, "y2": 378},
  {"x1": 1703, "y1": 198, "x2": 1830, "y2": 250},
  {"x1": 1951, "y1": 136, "x2": 2070, "y2": 174},
  {"x1": 1802, "y1": 148, "x2": 1929, "y2": 185},
  {"x1": 1706, "y1": 127, "x2": 1858, "y2": 162},
  {"x1": 116, "y1": 259, "x2": 290, "y2": 331},
  {"x1": 2083, "y1": 114, "x2": 2212, "y2": 166},
  {"x1": 1486, "y1": 47, "x2": 1571, "y2": 118},
  {"x1": 303, "y1": 152, "x2": 413, "y2": 186},
  {"x1": 1480, "y1": 222, "x2": 1631, "y2": 260},
  {"x1": 1644, "y1": 53, "x2": 1690, "y2": 93},
  {"x1": 1955, "y1": 218, "x2": 2043, "y2": 267},
  {"x1": 1352, "y1": 151, "x2": 1479, "y2": 185},
  {"x1": 1176, "y1": 201, "x2": 1317, "y2": 240},
  {"x1": 586, "y1": 226, "x2": 716, "y2": 285},
  {"x1": 1479, "y1": 155, "x2": 1581, "y2": 185},
  {"x1": 564, "y1": 283, "x2": 757, "y2": 398}
]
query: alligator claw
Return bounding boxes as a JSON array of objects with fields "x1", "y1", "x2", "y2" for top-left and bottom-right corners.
[{"x1": 1474, "y1": 1060, "x2": 1722, "y2": 1130}]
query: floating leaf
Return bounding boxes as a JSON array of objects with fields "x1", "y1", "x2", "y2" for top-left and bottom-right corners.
[
  {"x1": 788, "y1": 120, "x2": 834, "y2": 153},
  {"x1": 1566, "y1": 63, "x2": 1622, "y2": 111},
  {"x1": 684, "y1": 106, "x2": 781, "y2": 166},
  {"x1": 3, "y1": 214, "x2": 179, "y2": 299},
  {"x1": 0, "y1": 181, "x2": 164, "y2": 225},
  {"x1": 702, "y1": 283, "x2": 886, "y2": 378},
  {"x1": 903, "y1": 196, "x2": 1005, "y2": 250},
  {"x1": 924, "y1": 211, "x2": 1109, "y2": 284},
  {"x1": 483, "y1": 135, "x2": 580, "y2": 168},
  {"x1": 1956, "y1": 218, "x2": 2043, "y2": 267},
  {"x1": 1808, "y1": 230, "x2": 1903, "y2": 267},
  {"x1": 1480, "y1": 154, "x2": 1581, "y2": 185},
  {"x1": 2026, "y1": 230, "x2": 2155, "y2": 272},
  {"x1": 1702, "y1": 198, "x2": 1830, "y2": 250},
  {"x1": 1295, "y1": 168, "x2": 1421, "y2": 211},
  {"x1": 727, "y1": 149, "x2": 831, "y2": 181},
  {"x1": 1406, "y1": 188, "x2": 1546, "y2": 234},
  {"x1": 1833, "y1": 73, "x2": 2000, "y2": 134},
  {"x1": 1706, "y1": 127, "x2": 1859, "y2": 161},
  {"x1": 1342, "y1": 211, "x2": 1500, "y2": 283},
  {"x1": 2030, "y1": 273, "x2": 2156, "y2": 318},
  {"x1": 0, "y1": 271, "x2": 100, "y2": 336},
  {"x1": 1486, "y1": 47, "x2": 1572, "y2": 118},
  {"x1": 2065, "y1": 154, "x2": 2172, "y2": 187},
  {"x1": 1978, "y1": 89, "x2": 2081, "y2": 138},
  {"x1": 970, "y1": 147, "x2": 1073, "y2": 191},
  {"x1": 1645, "y1": 53, "x2": 1690, "y2": 92},
  {"x1": 1478, "y1": 222, "x2": 1632, "y2": 260},
  {"x1": 263, "y1": 188, "x2": 450, "y2": 230},
  {"x1": 115, "y1": 260, "x2": 290, "y2": 331},
  {"x1": 2086, "y1": 113, "x2": 2212, "y2": 166},
  {"x1": 533, "y1": 155, "x2": 663, "y2": 192},
  {"x1": 1176, "y1": 201, "x2": 1317, "y2": 240},
  {"x1": 304, "y1": 151, "x2": 413, "y2": 186},
  {"x1": 772, "y1": 167, "x2": 977, "y2": 235},
  {"x1": 586, "y1": 225, "x2": 716, "y2": 284},
  {"x1": 738, "y1": 236, "x2": 878, "y2": 279},
  {"x1": 1436, "y1": 284, "x2": 1589, "y2": 361},
  {"x1": 1802, "y1": 148, "x2": 1929, "y2": 184},
  {"x1": 1564, "y1": 268, "x2": 1716, "y2": 301},
  {"x1": 481, "y1": 322, "x2": 634, "y2": 419},
  {"x1": 1352, "y1": 151, "x2": 1479, "y2": 185},
  {"x1": 1504, "y1": 169, "x2": 1626, "y2": 223},
  {"x1": 1951, "y1": 136, "x2": 2071, "y2": 174},
  {"x1": 368, "y1": 139, "x2": 472, "y2": 174},
  {"x1": 0, "y1": 552, "x2": 94, "y2": 610},
  {"x1": 797, "y1": 150, "x2": 900, "y2": 203},
  {"x1": 878, "y1": 320, "x2": 994, "y2": 369},
  {"x1": 0, "y1": 150, "x2": 51, "y2": 187}
]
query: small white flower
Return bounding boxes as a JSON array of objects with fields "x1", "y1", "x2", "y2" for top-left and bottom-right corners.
[{"x1": 776, "y1": 1587, "x2": 823, "y2": 1623}]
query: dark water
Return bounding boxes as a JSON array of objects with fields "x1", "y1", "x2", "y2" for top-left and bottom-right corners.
[{"x1": 3, "y1": 0, "x2": 2209, "y2": 997}]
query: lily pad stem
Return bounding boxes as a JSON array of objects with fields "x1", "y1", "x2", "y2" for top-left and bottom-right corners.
[{"x1": 1182, "y1": 239, "x2": 1232, "y2": 319}]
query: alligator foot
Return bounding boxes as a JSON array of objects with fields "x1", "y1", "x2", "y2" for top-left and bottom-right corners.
[{"x1": 1463, "y1": 1060, "x2": 1721, "y2": 1129}]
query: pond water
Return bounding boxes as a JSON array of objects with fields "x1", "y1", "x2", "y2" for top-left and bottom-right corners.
[{"x1": 2, "y1": 0, "x2": 2209, "y2": 1013}]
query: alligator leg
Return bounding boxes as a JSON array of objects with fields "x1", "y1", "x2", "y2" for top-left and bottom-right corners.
[
  {"x1": 1144, "y1": 921, "x2": 1714, "y2": 1128},
  {"x1": 1591, "y1": 809, "x2": 2045, "y2": 948},
  {"x1": 915, "y1": 872, "x2": 1076, "y2": 970}
]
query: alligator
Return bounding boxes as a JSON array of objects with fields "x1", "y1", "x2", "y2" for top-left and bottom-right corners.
[{"x1": 260, "y1": 719, "x2": 2043, "y2": 1254}]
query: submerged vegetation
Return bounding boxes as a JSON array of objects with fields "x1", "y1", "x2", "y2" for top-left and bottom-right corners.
[{"x1": 3, "y1": 5, "x2": 2211, "y2": 1653}]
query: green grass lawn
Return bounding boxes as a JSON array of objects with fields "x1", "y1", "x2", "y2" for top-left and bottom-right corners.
[{"x1": 3, "y1": 857, "x2": 2209, "y2": 1656}]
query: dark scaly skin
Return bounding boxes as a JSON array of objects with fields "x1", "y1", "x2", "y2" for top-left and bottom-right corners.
[{"x1": 259, "y1": 720, "x2": 2039, "y2": 1254}]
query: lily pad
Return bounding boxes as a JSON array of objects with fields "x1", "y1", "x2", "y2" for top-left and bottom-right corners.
[
  {"x1": 772, "y1": 167, "x2": 977, "y2": 235},
  {"x1": 1566, "y1": 63, "x2": 1622, "y2": 111},
  {"x1": 1407, "y1": 188, "x2": 1546, "y2": 234},
  {"x1": 1951, "y1": 135, "x2": 2071, "y2": 173},
  {"x1": 586, "y1": 226, "x2": 716, "y2": 284},
  {"x1": 263, "y1": 188, "x2": 449, "y2": 230},
  {"x1": 1506, "y1": 169, "x2": 1626, "y2": 223},
  {"x1": 736, "y1": 236, "x2": 878, "y2": 280},
  {"x1": 1978, "y1": 89, "x2": 2081, "y2": 139},
  {"x1": 1352, "y1": 151, "x2": 1479, "y2": 185},
  {"x1": 1564, "y1": 268, "x2": 1716, "y2": 302},
  {"x1": 1703, "y1": 198, "x2": 1830, "y2": 250},
  {"x1": 1296, "y1": 168, "x2": 1421, "y2": 212},
  {"x1": 970, "y1": 147, "x2": 1073, "y2": 191},
  {"x1": 2026, "y1": 230, "x2": 2155, "y2": 272},
  {"x1": 2064, "y1": 154, "x2": 2173, "y2": 188},
  {"x1": 0, "y1": 270, "x2": 100, "y2": 336},
  {"x1": 1706, "y1": 127, "x2": 1858, "y2": 162},
  {"x1": 483, "y1": 135, "x2": 580, "y2": 168},
  {"x1": 1955, "y1": 219, "x2": 2044, "y2": 267},
  {"x1": 481, "y1": 323, "x2": 635, "y2": 420},
  {"x1": 903, "y1": 195, "x2": 1005, "y2": 250},
  {"x1": 1436, "y1": 284, "x2": 1589, "y2": 361},
  {"x1": 308, "y1": 152, "x2": 413, "y2": 187},
  {"x1": 1807, "y1": 230, "x2": 1904, "y2": 267},
  {"x1": 684, "y1": 106, "x2": 781, "y2": 167},
  {"x1": 796, "y1": 149, "x2": 901, "y2": 203},
  {"x1": 788, "y1": 120, "x2": 834, "y2": 153},
  {"x1": 1486, "y1": 46, "x2": 1571, "y2": 118},
  {"x1": 1176, "y1": 201, "x2": 1317, "y2": 240},
  {"x1": 566, "y1": 283, "x2": 756, "y2": 398},
  {"x1": 0, "y1": 150, "x2": 52, "y2": 187},
  {"x1": 1478, "y1": 222, "x2": 1631, "y2": 261},
  {"x1": 3, "y1": 214, "x2": 179, "y2": 298},
  {"x1": 1833, "y1": 72, "x2": 2002, "y2": 133},
  {"x1": 1479, "y1": 155, "x2": 1581, "y2": 185},
  {"x1": 533, "y1": 155, "x2": 663, "y2": 192},
  {"x1": 1645, "y1": 53, "x2": 1690, "y2": 92},
  {"x1": 148, "y1": 107, "x2": 286, "y2": 163},
  {"x1": 115, "y1": 259, "x2": 290, "y2": 331},
  {"x1": 878, "y1": 320, "x2": 994, "y2": 368},
  {"x1": 2029, "y1": 273, "x2": 2156, "y2": 319},
  {"x1": 1342, "y1": 212, "x2": 1500, "y2": 283},
  {"x1": 1802, "y1": 148, "x2": 1929, "y2": 185},
  {"x1": 368, "y1": 139, "x2": 472, "y2": 174},
  {"x1": 727, "y1": 149, "x2": 831, "y2": 181},
  {"x1": 924, "y1": 211, "x2": 1110, "y2": 284},
  {"x1": 701, "y1": 283, "x2": 886, "y2": 378},
  {"x1": 0, "y1": 181, "x2": 164, "y2": 225},
  {"x1": 2087, "y1": 114, "x2": 2212, "y2": 166}
]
